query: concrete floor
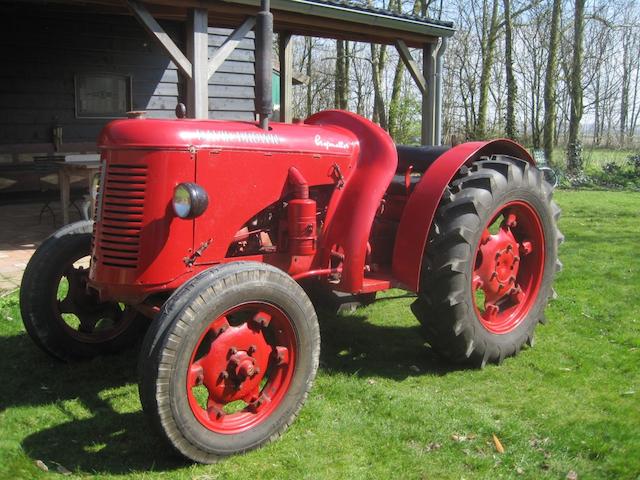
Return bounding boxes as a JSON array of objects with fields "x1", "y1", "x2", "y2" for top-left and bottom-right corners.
[{"x1": 0, "y1": 201, "x2": 84, "y2": 294}]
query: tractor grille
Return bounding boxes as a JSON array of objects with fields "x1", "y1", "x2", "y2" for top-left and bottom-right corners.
[{"x1": 96, "y1": 163, "x2": 147, "y2": 269}]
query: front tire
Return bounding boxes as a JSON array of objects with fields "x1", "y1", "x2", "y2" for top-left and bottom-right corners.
[
  {"x1": 412, "y1": 155, "x2": 563, "y2": 367},
  {"x1": 19, "y1": 220, "x2": 148, "y2": 361},
  {"x1": 138, "y1": 262, "x2": 320, "y2": 463}
]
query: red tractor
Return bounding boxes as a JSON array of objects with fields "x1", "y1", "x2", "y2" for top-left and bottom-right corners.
[{"x1": 19, "y1": 1, "x2": 561, "y2": 465}]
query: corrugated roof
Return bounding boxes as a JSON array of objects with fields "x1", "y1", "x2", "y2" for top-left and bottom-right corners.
[{"x1": 304, "y1": 0, "x2": 454, "y2": 29}]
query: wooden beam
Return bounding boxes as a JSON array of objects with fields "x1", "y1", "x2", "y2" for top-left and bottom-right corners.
[
  {"x1": 278, "y1": 31, "x2": 293, "y2": 123},
  {"x1": 127, "y1": 0, "x2": 192, "y2": 79},
  {"x1": 186, "y1": 8, "x2": 210, "y2": 119},
  {"x1": 422, "y1": 43, "x2": 436, "y2": 146},
  {"x1": 207, "y1": 16, "x2": 256, "y2": 78},
  {"x1": 395, "y1": 40, "x2": 426, "y2": 94}
]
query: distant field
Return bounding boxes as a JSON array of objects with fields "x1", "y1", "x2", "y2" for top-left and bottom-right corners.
[
  {"x1": 0, "y1": 190, "x2": 639, "y2": 479},
  {"x1": 550, "y1": 147, "x2": 637, "y2": 169}
]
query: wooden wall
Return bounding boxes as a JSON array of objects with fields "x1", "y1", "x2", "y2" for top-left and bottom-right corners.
[{"x1": 0, "y1": 3, "x2": 256, "y2": 150}]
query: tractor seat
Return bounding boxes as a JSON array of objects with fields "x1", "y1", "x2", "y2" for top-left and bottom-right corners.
[
  {"x1": 387, "y1": 145, "x2": 450, "y2": 195},
  {"x1": 396, "y1": 145, "x2": 450, "y2": 174}
]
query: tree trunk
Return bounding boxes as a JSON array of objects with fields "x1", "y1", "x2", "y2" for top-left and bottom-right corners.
[
  {"x1": 543, "y1": 0, "x2": 561, "y2": 166},
  {"x1": 503, "y1": 0, "x2": 517, "y2": 140},
  {"x1": 388, "y1": 58, "x2": 404, "y2": 139},
  {"x1": 620, "y1": 30, "x2": 631, "y2": 147},
  {"x1": 305, "y1": 37, "x2": 313, "y2": 116},
  {"x1": 476, "y1": 0, "x2": 500, "y2": 139},
  {"x1": 371, "y1": 43, "x2": 388, "y2": 129},
  {"x1": 335, "y1": 40, "x2": 348, "y2": 109},
  {"x1": 567, "y1": 0, "x2": 585, "y2": 175}
]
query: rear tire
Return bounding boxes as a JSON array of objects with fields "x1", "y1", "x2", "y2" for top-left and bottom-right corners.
[
  {"x1": 19, "y1": 220, "x2": 148, "y2": 361},
  {"x1": 138, "y1": 262, "x2": 320, "y2": 463},
  {"x1": 412, "y1": 156, "x2": 563, "y2": 367}
]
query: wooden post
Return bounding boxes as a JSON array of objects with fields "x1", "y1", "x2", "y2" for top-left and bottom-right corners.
[
  {"x1": 127, "y1": 0, "x2": 192, "y2": 79},
  {"x1": 186, "y1": 8, "x2": 209, "y2": 119},
  {"x1": 434, "y1": 38, "x2": 447, "y2": 146},
  {"x1": 208, "y1": 17, "x2": 256, "y2": 79},
  {"x1": 395, "y1": 40, "x2": 426, "y2": 94},
  {"x1": 278, "y1": 32, "x2": 293, "y2": 123},
  {"x1": 422, "y1": 43, "x2": 436, "y2": 146}
]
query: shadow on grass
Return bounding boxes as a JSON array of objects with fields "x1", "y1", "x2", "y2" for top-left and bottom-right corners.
[
  {"x1": 316, "y1": 303, "x2": 464, "y2": 380},
  {"x1": 2, "y1": 334, "x2": 183, "y2": 474},
  {"x1": 7, "y1": 297, "x2": 462, "y2": 475}
]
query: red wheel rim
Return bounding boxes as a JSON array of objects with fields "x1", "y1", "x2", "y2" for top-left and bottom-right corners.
[
  {"x1": 186, "y1": 302, "x2": 297, "y2": 434},
  {"x1": 472, "y1": 201, "x2": 545, "y2": 334},
  {"x1": 53, "y1": 254, "x2": 135, "y2": 343}
]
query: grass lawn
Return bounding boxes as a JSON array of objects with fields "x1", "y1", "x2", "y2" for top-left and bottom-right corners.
[{"x1": 1, "y1": 190, "x2": 639, "y2": 479}]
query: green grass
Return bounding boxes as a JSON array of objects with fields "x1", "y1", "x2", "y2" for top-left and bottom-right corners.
[{"x1": 1, "y1": 190, "x2": 639, "y2": 479}]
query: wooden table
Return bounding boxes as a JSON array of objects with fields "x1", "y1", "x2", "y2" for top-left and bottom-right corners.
[{"x1": 55, "y1": 157, "x2": 101, "y2": 225}]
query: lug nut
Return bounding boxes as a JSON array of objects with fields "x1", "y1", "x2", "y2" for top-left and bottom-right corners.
[
  {"x1": 505, "y1": 214, "x2": 518, "y2": 228},
  {"x1": 248, "y1": 344, "x2": 257, "y2": 355}
]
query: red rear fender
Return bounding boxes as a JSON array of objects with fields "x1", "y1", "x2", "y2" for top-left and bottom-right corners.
[{"x1": 392, "y1": 139, "x2": 534, "y2": 292}]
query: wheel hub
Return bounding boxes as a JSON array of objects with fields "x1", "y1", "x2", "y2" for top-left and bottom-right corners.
[
  {"x1": 472, "y1": 203, "x2": 545, "y2": 334},
  {"x1": 186, "y1": 303, "x2": 296, "y2": 433},
  {"x1": 192, "y1": 319, "x2": 271, "y2": 406}
]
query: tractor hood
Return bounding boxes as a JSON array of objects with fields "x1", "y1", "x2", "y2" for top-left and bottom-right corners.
[{"x1": 98, "y1": 117, "x2": 359, "y2": 156}]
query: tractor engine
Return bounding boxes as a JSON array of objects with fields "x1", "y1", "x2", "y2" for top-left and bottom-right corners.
[{"x1": 88, "y1": 114, "x2": 368, "y2": 305}]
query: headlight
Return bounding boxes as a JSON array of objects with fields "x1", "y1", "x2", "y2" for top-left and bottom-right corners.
[{"x1": 173, "y1": 183, "x2": 209, "y2": 219}]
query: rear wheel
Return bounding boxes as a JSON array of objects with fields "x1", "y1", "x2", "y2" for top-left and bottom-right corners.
[
  {"x1": 19, "y1": 220, "x2": 148, "y2": 361},
  {"x1": 412, "y1": 156, "x2": 563, "y2": 366},
  {"x1": 138, "y1": 262, "x2": 320, "y2": 463}
]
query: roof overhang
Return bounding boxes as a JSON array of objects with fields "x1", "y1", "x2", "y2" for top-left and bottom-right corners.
[{"x1": 25, "y1": 0, "x2": 454, "y2": 47}]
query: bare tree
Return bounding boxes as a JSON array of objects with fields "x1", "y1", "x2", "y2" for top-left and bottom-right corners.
[
  {"x1": 567, "y1": 0, "x2": 585, "y2": 175},
  {"x1": 543, "y1": 0, "x2": 562, "y2": 165}
]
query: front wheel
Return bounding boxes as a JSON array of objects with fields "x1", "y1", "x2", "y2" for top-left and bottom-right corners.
[
  {"x1": 138, "y1": 262, "x2": 320, "y2": 463},
  {"x1": 19, "y1": 220, "x2": 148, "y2": 361},
  {"x1": 412, "y1": 155, "x2": 563, "y2": 367}
]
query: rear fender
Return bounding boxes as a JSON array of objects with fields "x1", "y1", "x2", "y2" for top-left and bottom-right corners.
[
  {"x1": 306, "y1": 110, "x2": 397, "y2": 292},
  {"x1": 391, "y1": 139, "x2": 535, "y2": 292}
]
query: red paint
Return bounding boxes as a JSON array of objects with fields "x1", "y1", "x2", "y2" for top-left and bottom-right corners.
[
  {"x1": 472, "y1": 201, "x2": 545, "y2": 334},
  {"x1": 89, "y1": 114, "x2": 535, "y2": 309},
  {"x1": 392, "y1": 139, "x2": 534, "y2": 292},
  {"x1": 186, "y1": 302, "x2": 296, "y2": 434},
  {"x1": 306, "y1": 110, "x2": 397, "y2": 292}
]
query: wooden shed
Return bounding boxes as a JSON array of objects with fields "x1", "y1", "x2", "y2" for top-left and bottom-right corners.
[{"x1": 0, "y1": 0, "x2": 454, "y2": 199}]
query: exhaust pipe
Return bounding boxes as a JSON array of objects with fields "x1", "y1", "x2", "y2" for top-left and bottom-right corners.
[{"x1": 255, "y1": 0, "x2": 273, "y2": 130}]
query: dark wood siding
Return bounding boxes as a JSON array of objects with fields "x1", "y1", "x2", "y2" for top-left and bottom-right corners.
[{"x1": 0, "y1": 3, "x2": 255, "y2": 149}]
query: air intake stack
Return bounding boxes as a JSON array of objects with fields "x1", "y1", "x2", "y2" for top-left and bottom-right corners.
[{"x1": 255, "y1": 0, "x2": 273, "y2": 130}]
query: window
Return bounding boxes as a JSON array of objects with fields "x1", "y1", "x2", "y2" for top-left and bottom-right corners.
[{"x1": 75, "y1": 73, "x2": 131, "y2": 118}]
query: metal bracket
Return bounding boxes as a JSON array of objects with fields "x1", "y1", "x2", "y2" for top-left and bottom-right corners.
[{"x1": 184, "y1": 238, "x2": 212, "y2": 266}]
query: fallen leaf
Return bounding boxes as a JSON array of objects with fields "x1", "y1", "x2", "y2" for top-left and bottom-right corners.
[
  {"x1": 35, "y1": 460, "x2": 48, "y2": 472},
  {"x1": 426, "y1": 442, "x2": 442, "y2": 451},
  {"x1": 492, "y1": 434, "x2": 505, "y2": 453},
  {"x1": 566, "y1": 470, "x2": 578, "y2": 480},
  {"x1": 451, "y1": 433, "x2": 466, "y2": 442},
  {"x1": 367, "y1": 379, "x2": 376, "y2": 385},
  {"x1": 409, "y1": 365, "x2": 420, "y2": 373},
  {"x1": 516, "y1": 467, "x2": 524, "y2": 475}
]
